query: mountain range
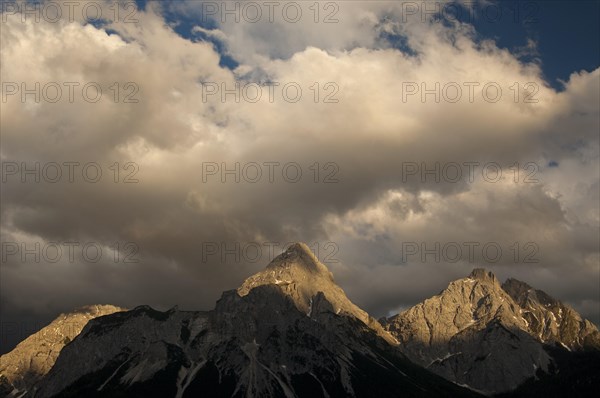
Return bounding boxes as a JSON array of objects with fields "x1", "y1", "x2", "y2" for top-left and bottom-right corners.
[
  {"x1": 380, "y1": 268, "x2": 600, "y2": 395},
  {"x1": 1, "y1": 243, "x2": 598, "y2": 397}
]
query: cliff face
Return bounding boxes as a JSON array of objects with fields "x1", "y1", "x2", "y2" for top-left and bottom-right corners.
[
  {"x1": 237, "y1": 242, "x2": 397, "y2": 345},
  {"x1": 0, "y1": 305, "x2": 125, "y2": 396},
  {"x1": 381, "y1": 268, "x2": 600, "y2": 394},
  {"x1": 502, "y1": 278, "x2": 600, "y2": 350}
]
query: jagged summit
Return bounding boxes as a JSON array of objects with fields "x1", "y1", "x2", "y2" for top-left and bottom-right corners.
[
  {"x1": 502, "y1": 277, "x2": 560, "y2": 307},
  {"x1": 381, "y1": 268, "x2": 600, "y2": 393},
  {"x1": 0, "y1": 304, "x2": 125, "y2": 396},
  {"x1": 502, "y1": 277, "x2": 556, "y2": 308},
  {"x1": 265, "y1": 242, "x2": 333, "y2": 277},
  {"x1": 237, "y1": 242, "x2": 335, "y2": 299},
  {"x1": 502, "y1": 277, "x2": 532, "y2": 291},
  {"x1": 468, "y1": 268, "x2": 499, "y2": 285},
  {"x1": 502, "y1": 277, "x2": 600, "y2": 350},
  {"x1": 237, "y1": 242, "x2": 397, "y2": 345},
  {"x1": 381, "y1": 268, "x2": 548, "y2": 393}
]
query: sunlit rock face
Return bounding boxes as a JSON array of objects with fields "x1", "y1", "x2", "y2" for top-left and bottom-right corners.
[
  {"x1": 502, "y1": 277, "x2": 600, "y2": 350},
  {"x1": 237, "y1": 242, "x2": 397, "y2": 345},
  {"x1": 381, "y1": 268, "x2": 600, "y2": 394},
  {"x1": 0, "y1": 305, "x2": 125, "y2": 396}
]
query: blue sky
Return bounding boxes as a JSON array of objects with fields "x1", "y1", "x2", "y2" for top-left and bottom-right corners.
[
  {"x1": 469, "y1": 1, "x2": 600, "y2": 89},
  {"x1": 135, "y1": 0, "x2": 599, "y2": 90}
]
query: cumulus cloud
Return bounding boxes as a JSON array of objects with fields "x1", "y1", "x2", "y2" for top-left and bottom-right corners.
[{"x1": 1, "y1": 0, "x2": 598, "y2": 351}]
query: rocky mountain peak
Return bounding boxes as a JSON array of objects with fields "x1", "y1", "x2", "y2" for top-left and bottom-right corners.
[
  {"x1": 502, "y1": 277, "x2": 532, "y2": 291},
  {"x1": 266, "y1": 242, "x2": 333, "y2": 277},
  {"x1": 237, "y1": 242, "x2": 397, "y2": 345},
  {"x1": 381, "y1": 268, "x2": 548, "y2": 393},
  {"x1": 237, "y1": 242, "x2": 334, "y2": 299},
  {"x1": 381, "y1": 269, "x2": 600, "y2": 393},
  {"x1": 501, "y1": 277, "x2": 600, "y2": 350},
  {"x1": 502, "y1": 278, "x2": 537, "y2": 305},
  {"x1": 0, "y1": 304, "x2": 125, "y2": 396},
  {"x1": 468, "y1": 268, "x2": 499, "y2": 285},
  {"x1": 501, "y1": 278, "x2": 556, "y2": 307}
]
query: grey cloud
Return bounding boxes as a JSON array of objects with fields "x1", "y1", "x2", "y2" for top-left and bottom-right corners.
[{"x1": 1, "y1": 1, "x2": 597, "y2": 354}]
